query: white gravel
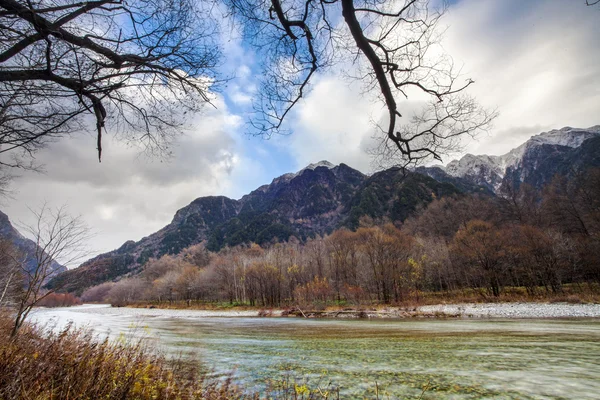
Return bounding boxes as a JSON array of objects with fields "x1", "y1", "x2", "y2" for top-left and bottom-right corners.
[{"x1": 416, "y1": 302, "x2": 600, "y2": 318}]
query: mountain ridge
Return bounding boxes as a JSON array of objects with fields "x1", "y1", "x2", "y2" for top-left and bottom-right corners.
[
  {"x1": 432, "y1": 126, "x2": 600, "y2": 192},
  {"x1": 47, "y1": 163, "x2": 468, "y2": 293}
]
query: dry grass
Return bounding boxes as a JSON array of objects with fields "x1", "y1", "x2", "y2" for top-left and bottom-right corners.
[
  {"x1": 0, "y1": 312, "x2": 363, "y2": 399},
  {"x1": 0, "y1": 313, "x2": 246, "y2": 400}
]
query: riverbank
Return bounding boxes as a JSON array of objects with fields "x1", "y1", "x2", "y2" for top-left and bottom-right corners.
[
  {"x1": 0, "y1": 313, "x2": 243, "y2": 400},
  {"x1": 73, "y1": 301, "x2": 600, "y2": 319}
]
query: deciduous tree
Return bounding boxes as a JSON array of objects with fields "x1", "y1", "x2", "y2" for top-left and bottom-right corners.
[{"x1": 11, "y1": 204, "x2": 91, "y2": 336}]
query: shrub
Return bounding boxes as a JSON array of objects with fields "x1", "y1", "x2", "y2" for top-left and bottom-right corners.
[
  {"x1": 0, "y1": 314, "x2": 245, "y2": 399},
  {"x1": 36, "y1": 292, "x2": 83, "y2": 307}
]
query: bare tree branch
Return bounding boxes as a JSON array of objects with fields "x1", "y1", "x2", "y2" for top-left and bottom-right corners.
[
  {"x1": 1, "y1": 0, "x2": 221, "y2": 164},
  {"x1": 227, "y1": 0, "x2": 496, "y2": 166}
]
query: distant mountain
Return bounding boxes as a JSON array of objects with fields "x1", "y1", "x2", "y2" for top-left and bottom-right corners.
[
  {"x1": 0, "y1": 210, "x2": 66, "y2": 279},
  {"x1": 430, "y1": 126, "x2": 600, "y2": 192},
  {"x1": 48, "y1": 162, "x2": 470, "y2": 294}
]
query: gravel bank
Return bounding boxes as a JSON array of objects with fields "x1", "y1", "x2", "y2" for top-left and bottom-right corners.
[
  {"x1": 416, "y1": 302, "x2": 600, "y2": 318},
  {"x1": 72, "y1": 302, "x2": 600, "y2": 319}
]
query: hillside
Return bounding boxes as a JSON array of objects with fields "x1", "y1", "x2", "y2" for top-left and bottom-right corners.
[
  {"x1": 47, "y1": 164, "x2": 470, "y2": 294},
  {"x1": 0, "y1": 211, "x2": 65, "y2": 278}
]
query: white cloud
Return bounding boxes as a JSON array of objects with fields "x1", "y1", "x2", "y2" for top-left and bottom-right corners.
[
  {"x1": 229, "y1": 87, "x2": 253, "y2": 105},
  {"x1": 275, "y1": 0, "x2": 600, "y2": 167},
  {"x1": 3, "y1": 0, "x2": 599, "y2": 262},
  {"x1": 2, "y1": 94, "x2": 247, "y2": 259},
  {"x1": 442, "y1": 0, "x2": 600, "y2": 157},
  {"x1": 275, "y1": 76, "x2": 382, "y2": 173}
]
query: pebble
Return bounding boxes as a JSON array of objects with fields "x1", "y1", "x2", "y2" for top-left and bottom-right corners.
[{"x1": 417, "y1": 302, "x2": 600, "y2": 318}]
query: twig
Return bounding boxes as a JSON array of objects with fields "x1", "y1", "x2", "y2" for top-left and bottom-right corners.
[{"x1": 418, "y1": 379, "x2": 431, "y2": 400}]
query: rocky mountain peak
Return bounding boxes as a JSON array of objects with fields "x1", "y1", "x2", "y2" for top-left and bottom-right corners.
[
  {"x1": 48, "y1": 129, "x2": 600, "y2": 294},
  {"x1": 530, "y1": 126, "x2": 600, "y2": 148},
  {"x1": 441, "y1": 125, "x2": 600, "y2": 192},
  {"x1": 272, "y1": 160, "x2": 337, "y2": 185}
]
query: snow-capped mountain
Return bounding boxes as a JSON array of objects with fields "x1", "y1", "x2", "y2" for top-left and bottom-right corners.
[{"x1": 442, "y1": 126, "x2": 600, "y2": 192}]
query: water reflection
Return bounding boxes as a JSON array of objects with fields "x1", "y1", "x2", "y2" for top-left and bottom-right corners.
[{"x1": 31, "y1": 305, "x2": 600, "y2": 399}]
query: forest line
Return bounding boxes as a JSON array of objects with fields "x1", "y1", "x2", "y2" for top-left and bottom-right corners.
[{"x1": 81, "y1": 169, "x2": 600, "y2": 308}]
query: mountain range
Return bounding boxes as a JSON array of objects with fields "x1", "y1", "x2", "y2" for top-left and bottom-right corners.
[
  {"x1": 46, "y1": 126, "x2": 600, "y2": 294},
  {"x1": 419, "y1": 126, "x2": 600, "y2": 192}
]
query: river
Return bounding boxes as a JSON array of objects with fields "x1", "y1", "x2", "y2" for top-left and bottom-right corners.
[{"x1": 30, "y1": 304, "x2": 600, "y2": 399}]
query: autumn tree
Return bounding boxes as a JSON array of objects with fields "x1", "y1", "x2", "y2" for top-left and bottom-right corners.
[
  {"x1": 451, "y1": 220, "x2": 505, "y2": 297},
  {"x1": 403, "y1": 195, "x2": 497, "y2": 240},
  {"x1": 294, "y1": 276, "x2": 332, "y2": 306},
  {"x1": 541, "y1": 172, "x2": 599, "y2": 236},
  {"x1": 503, "y1": 225, "x2": 573, "y2": 294},
  {"x1": 245, "y1": 262, "x2": 281, "y2": 306},
  {"x1": 181, "y1": 243, "x2": 213, "y2": 268},
  {"x1": 325, "y1": 229, "x2": 361, "y2": 300},
  {"x1": 417, "y1": 236, "x2": 455, "y2": 292},
  {"x1": 142, "y1": 255, "x2": 183, "y2": 281},
  {"x1": 301, "y1": 236, "x2": 327, "y2": 279},
  {"x1": 497, "y1": 182, "x2": 542, "y2": 227},
  {"x1": 357, "y1": 224, "x2": 414, "y2": 303},
  {"x1": 107, "y1": 277, "x2": 148, "y2": 307},
  {"x1": 80, "y1": 281, "x2": 114, "y2": 303}
]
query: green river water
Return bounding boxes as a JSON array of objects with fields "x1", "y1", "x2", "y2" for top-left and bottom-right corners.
[{"x1": 31, "y1": 305, "x2": 600, "y2": 399}]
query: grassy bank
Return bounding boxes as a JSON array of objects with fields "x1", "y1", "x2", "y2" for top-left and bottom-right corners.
[{"x1": 0, "y1": 313, "x2": 244, "y2": 400}]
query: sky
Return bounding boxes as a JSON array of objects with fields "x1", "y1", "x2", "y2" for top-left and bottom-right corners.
[{"x1": 3, "y1": 0, "x2": 600, "y2": 266}]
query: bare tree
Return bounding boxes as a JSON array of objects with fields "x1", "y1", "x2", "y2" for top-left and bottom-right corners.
[
  {"x1": 0, "y1": 238, "x2": 22, "y2": 306},
  {"x1": 226, "y1": 0, "x2": 496, "y2": 166},
  {"x1": 11, "y1": 204, "x2": 91, "y2": 337},
  {"x1": 0, "y1": 0, "x2": 220, "y2": 165}
]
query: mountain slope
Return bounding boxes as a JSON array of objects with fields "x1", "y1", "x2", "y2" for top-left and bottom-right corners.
[
  {"x1": 48, "y1": 162, "x2": 474, "y2": 294},
  {"x1": 441, "y1": 126, "x2": 600, "y2": 192},
  {"x1": 0, "y1": 210, "x2": 65, "y2": 278},
  {"x1": 502, "y1": 135, "x2": 600, "y2": 190},
  {"x1": 48, "y1": 125, "x2": 600, "y2": 294}
]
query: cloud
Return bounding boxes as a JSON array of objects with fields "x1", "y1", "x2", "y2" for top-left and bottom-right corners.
[
  {"x1": 2, "y1": 93, "x2": 246, "y2": 258},
  {"x1": 274, "y1": 75, "x2": 382, "y2": 173},
  {"x1": 442, "y1": 0, "x2": 600, "y2": 156},
  {"x1": 273, "y1": 0, "x2": 600, "y2": 167},
  {"x1": 3, "y1": 0, "x2": 600, "y2": 261}
]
